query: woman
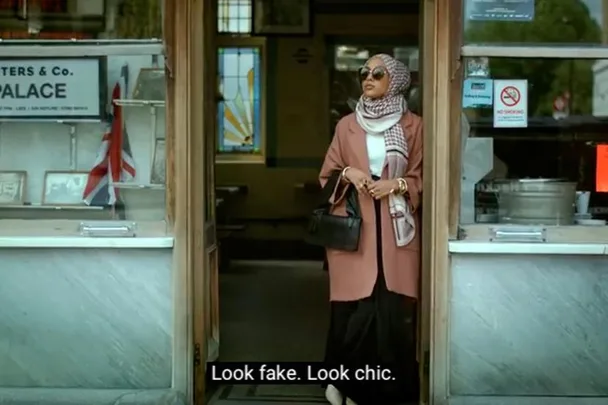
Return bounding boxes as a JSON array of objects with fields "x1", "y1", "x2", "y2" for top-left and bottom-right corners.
[{"x1": 319, "y1": 54, "x2": 423, "y2": 405}]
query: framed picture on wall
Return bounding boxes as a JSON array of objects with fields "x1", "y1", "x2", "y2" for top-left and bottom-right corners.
[
  {"x1": 0, "y1": 171, "x2": 27, "y2": 205},
  {"x1": 252, "y1": 0, "x2": 312, "y2": 36},
  {"x1": 42, "y1": 171, "x2": 89, "y2": 206}
]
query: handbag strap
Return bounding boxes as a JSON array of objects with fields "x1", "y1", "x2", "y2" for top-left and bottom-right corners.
[
  {"x1": 317, "y1": 170, "x2": 361, "y2": 218},
  {"x1": 319, "y1": 170, "x2": 341, "y2": 206}
]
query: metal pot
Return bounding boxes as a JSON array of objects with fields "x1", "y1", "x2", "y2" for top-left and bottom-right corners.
[{"x1": 496, "y1": 178, "x2": 576, "y2": 225}]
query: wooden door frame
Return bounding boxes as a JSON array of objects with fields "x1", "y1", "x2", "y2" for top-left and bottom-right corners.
[
  {"x1": 419, "y1": 1, "x2": 433, "y2": 403},
  {"x1": 168, "y1": 0, "x2": 457, "y2": 404},
  {"x1": 169, "y1": 0, "x2": 209, "y2": 403},
  {"x1": 420, "y1": 0, "x2": 455, "y2": 404}
]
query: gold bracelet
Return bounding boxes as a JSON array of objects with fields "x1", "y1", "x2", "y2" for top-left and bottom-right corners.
[
  {"x1": 397, "y1": 178, "x2": 407, "y2": 195},
  {"x1": 396, "y1": 178, "x2": 403, "y2": 194},
  {"x1": 341, "y1": 166, "x2": 351, "y2": 182}
]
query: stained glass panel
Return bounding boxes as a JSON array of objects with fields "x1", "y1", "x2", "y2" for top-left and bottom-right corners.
[
  {"x1": 217, "y1": 0, "x2": 252, "y2": 34},
  {"x1": 217, "y1": 47, "x2": 262, "y2": 153}
]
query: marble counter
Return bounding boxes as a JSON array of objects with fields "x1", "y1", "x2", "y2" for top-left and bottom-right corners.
[
  {"x1": 449, "y1": 253, "x2": 608, "y2": 403},
  {"x1": 0, "y1": 248, "x2": 172, "y2": 389}
]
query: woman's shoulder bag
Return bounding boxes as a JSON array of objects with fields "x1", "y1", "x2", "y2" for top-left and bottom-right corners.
[{"x1": 304, "y1": 170, "x2": 362, "y2": 252}]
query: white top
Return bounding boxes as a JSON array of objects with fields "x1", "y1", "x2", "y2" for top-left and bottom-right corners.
[
  {"x1": 366, "y1": 133, "x2": 386, "y2": 176},
  {"x1": 356, "y1": 104, "x2": 402, "y2": 178}
]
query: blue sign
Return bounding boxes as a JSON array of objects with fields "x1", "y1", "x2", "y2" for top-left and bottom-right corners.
[
  {"x1": 466, "y1": 0, "x2": 534, "y2": 21},
  {"x1": 462, "y1": 78, "x2": 494, "y2": 108}
]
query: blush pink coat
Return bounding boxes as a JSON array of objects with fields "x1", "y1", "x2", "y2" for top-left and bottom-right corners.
[{"x1": 319, "y1": 111, "x2": 423, "y2": 302}]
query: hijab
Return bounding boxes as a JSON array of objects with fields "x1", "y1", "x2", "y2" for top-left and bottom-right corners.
[{"x1": 355, "y1": 53, "x2": 415, "y2": 247}]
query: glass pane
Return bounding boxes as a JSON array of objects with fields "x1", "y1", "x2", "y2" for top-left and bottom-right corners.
[
  {"x1": 0, "y1": 0, "x2": 162, "y2": 40},
  {"x1": 330, "y1": 45, "x2": 420, "y2": 135},
  {"x1": 217, "y1": 47, "x2": 262, "y2": 154},
  {"x1": 0, "y1": 53, "x2": 167, "y2": 228},
  {"x1": 218, "y1": 0, "x2": 252, "y2": 34},
  {"x1": 463, "y1": 0, "x2": 606, "y2": 46},
  {"x1": 461, "y1": 56, "x2": 608, "y2": 226}
]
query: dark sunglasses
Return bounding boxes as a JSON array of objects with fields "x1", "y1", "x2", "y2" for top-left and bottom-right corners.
[{"x1": 358, "y1": 66, "x2": 387, "y2": 81}]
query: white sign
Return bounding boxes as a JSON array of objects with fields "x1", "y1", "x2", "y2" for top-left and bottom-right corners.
[
  {"x1": 493, "y1": 79, "x2": 528, "y2": 128},
  {"x1": 0, "y1": 58, "x2": 101, "y2": 120}
]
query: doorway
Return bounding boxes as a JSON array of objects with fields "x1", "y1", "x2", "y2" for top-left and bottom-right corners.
[
  {"x1": 207, "y1": 260, "x2": 329, "y2": 404},
  {"x1": 190, "y1": 1, "x2": 434, "y2": 404}
]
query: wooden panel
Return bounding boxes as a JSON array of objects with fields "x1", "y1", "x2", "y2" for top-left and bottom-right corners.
[
  {"x1": 206, "y1": 246, "x2": 220, "y2": 363},
  {"x1": 421, "y1": 0, "x2": 453, "y2": 404},
  {"x1": 170, "y1": 0, "x2": 206, "y2": 403},
  {"x1": 448, "y1": 0, "x2": 464, "y2": 240},
  {"x1": 203, "y1": 0, "x2": 217, "y2": 222},
  {"x1": 170, "y1": 0, "x2": 191, "y2": 396},
  {"x1": 210, "y1": 247, "x2": 220, "y2": 343},
  {"x1": 164, "y1": 0, "x2": 176, "y2": 227},
  {"x1": 190, "y1": 0, "x2": 207, "y2": 403},
  {"x1": 419, "y1": 1, "x2": 435, "y2": 403}
]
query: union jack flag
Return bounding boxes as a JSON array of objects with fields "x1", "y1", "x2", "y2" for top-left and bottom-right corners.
[{"x1": 83, "y1": 64, "x2": 136, "y2": 206}]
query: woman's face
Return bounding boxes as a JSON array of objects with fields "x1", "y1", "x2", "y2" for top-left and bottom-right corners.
[{"x1": 360, "y1": 57, "x2": 390, "y2": 99}]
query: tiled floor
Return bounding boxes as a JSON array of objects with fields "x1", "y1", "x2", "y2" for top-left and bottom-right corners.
[{"x1": 207, "y1": 261, "x2": 329, "y2": 405}]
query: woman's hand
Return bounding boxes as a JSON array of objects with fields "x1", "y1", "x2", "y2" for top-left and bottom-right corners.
[
  {"x1": 367, "y1": 179, "x2": 400, "y2": 200},
  {"x1": 343, "y1": 167, "x2": 372, "y2": 194}
]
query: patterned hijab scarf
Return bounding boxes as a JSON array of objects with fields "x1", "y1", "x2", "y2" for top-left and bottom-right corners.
[{"x1": 355, "y1": 53, "x2": 415, "y2": 247}]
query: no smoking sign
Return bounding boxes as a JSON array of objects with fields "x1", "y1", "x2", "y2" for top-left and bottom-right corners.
[
  {"x1": 500, "y1": 86, "x2": 520, "y2": 107},
  {"x1": 493, "y1": 80, "x2": 528, "y2": 128}
]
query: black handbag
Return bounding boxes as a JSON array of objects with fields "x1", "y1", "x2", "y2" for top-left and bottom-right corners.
[{"x1": 305, "y1": 170, "x2": 362, "y2": 252}]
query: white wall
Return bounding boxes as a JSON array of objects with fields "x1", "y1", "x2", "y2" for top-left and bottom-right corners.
[{"x1": 0, "y1": 55, "x2": 166, "y2": 205}]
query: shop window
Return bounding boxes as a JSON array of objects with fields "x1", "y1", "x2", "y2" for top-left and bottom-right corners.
[
  {"x1": 460, "y1": 56, "x2": 608, "y2": 225},
  {"x1": 217, "y1": 46, "x2": 263, "y2": 157},
  {"x1": 330, "y1": 44, "x2": 420, "y2": 136},
  {"x1": 463, "y1": 0, "x2": 606, "y2": 46},
  {"x1": 0, "y1": 53, "x2": 167, "y2": 228},
  {"x1": 0, "y1": 0, "x2": 162, "y2": 40},
  {"x1": 217, "y1": 0, "x2": 251, "y2": 34}
]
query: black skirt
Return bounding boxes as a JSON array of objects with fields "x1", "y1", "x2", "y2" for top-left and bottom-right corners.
[{"x1": 324, "y1": 195, "x2": 419, "y2": 405}]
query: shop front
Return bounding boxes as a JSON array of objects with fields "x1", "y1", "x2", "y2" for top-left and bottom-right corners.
[
  {"x1": 0, "y1": 0, "x2": 204, "y2": 404},
  {"x1": 430, "y1": 1, "x2": 608, "y2": 404},
  {"x1": 13, "y1": 0, "x2": 608, "y2": 405},
  {"x1": 0, "y1": 1, "x2": 450, "y2": 404}
]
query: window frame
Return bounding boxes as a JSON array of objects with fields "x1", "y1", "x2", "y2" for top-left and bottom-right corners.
[
  {"x1": 454, "y1": 30, "x2": 608, "y2": 242},
  {"x1": 215, "y1": 36, "x2": 267, "y2": 164},
  {"x1": 0, "y1": 43, "x2": 170, "y2": 238},
  {"x1": 462, "y1": 45, "x2": 608, "y2": 59},
  {"x1": 216, "y1": 0, "x2": 252, "y2": 35}
]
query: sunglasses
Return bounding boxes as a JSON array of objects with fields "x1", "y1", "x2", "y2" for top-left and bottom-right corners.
[{"x1": 358, "y1": 66, "x2": 387, "y2": 81}]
